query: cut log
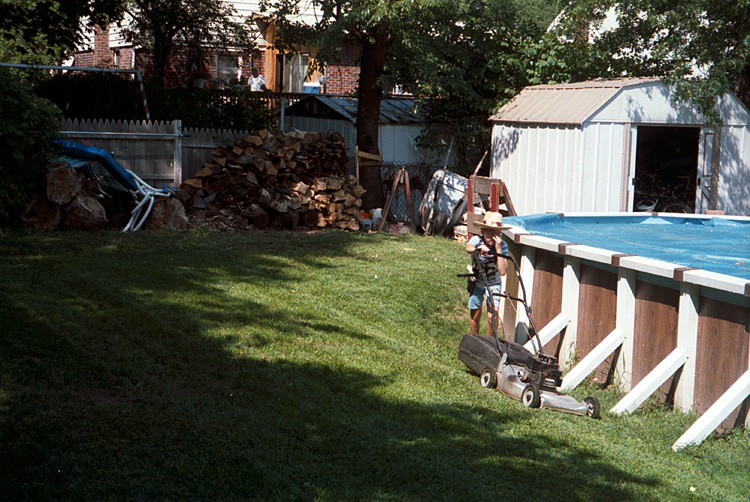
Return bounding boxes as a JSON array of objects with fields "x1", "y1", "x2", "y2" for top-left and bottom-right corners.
[
  {"x1": 313, "y1": 179, "x2": 327, "y2": 192},
  {"x1": 184, "y1": 178, "x2": 203, "y2": 189},
  {"x1": 301, "y1": 210, "x2": 319, "y2": 227},
  {"x1": 243, "y1": 204, "x2": 270, "y2": 228},
  {"x1": 194, "y1": 166, "x2": 214, "y2": 178},
  {"x1": 346, "y1": 218, "x2": 360, "y2": 231},
  {"x1": 274, "y1": 208, "x2": 299, "y2": 230},
  {"x1": 245, "y1": 135, "x2": 263, "y2": 147}
]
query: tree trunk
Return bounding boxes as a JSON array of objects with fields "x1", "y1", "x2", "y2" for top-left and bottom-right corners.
[
  {"x1": 150, "y1": 26, "x2": 173, "y2": 89},
  {"x1": 357, "y1": 26, "x2": 389, "y2": 211}
]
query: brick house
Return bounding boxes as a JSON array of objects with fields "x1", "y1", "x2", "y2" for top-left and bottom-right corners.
[{"x1": 73, "y1": 1, "x2": 361, "y2": 94}]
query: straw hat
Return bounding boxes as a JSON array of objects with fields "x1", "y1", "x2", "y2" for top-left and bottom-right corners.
[{"x1": 474, "y1": 211, "x2": 510, "y2": 230}]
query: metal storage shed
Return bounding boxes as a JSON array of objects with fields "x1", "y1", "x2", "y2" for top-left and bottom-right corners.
[
  {"x1": 490, "y1": 78, "x2": 750, "y2": 216},
  {"x1": 283, "y1": 95, "x2": 444, "y2": 165}
]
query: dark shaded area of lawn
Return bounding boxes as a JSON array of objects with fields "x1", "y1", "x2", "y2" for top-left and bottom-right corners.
[{"x1": 0, "y1": 230, "x2": 658, "y2": 501}]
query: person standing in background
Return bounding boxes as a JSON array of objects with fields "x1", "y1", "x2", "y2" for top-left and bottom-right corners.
[{"x1": 248, "y1": 67, "x2": 265, "y2": 92}]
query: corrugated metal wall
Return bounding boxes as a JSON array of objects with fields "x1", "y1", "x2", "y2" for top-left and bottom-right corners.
[
  {"x1": 289, "y1": 118, "x2": 437, "y2": 167},
  {"x1": 379, "y1": 124, "x2": 437, "y2": 165},
  {"x1": 491, "y1": 124, "x2": 584, "y2": 215},
  {"x1": 719, "y1": 125, "x2": 750, "y2": 216},
  {"x1": 289, "y1": 116, "x2": 355, "y2": 157},
  {"x1": 581, "y1": 122, "x2": 627, "y2": 212}
]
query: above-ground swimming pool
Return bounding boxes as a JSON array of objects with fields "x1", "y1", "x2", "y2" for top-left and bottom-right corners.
[
  {"x1": 498, "y1": 213, "x2": 750, "y2": 449},
  {"x1": 505, "y1": 213, "x2": 750, "y2": 281}
]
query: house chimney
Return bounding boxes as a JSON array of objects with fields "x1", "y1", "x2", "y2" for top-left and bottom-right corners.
[{"x1": 94, "y1": 25, "x2": 110, "y2": 66}]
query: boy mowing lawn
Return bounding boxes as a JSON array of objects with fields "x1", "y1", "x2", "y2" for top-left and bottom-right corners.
[{"x1": 465, "y1": 212, "x2": 509, "y2": 336}]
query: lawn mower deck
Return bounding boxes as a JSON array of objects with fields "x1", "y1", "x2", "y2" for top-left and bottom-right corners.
[
  {"x1": 458, "y1": 249, "x2": 600, "y2": 419},
  {"x1": 459, "y1": 333, "x2": 599, "y2": 417}
]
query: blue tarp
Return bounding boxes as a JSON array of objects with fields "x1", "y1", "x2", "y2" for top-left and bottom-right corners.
[
  {"x1": 53, "y1": 139, "x2": 139, "y2": 192},
  {"x1": 505, "y1": 214, "x2": 750, "y2": 281}
]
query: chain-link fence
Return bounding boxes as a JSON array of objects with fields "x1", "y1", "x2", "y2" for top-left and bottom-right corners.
[{"x1": 378, "y1": 163, "x2": 441, "y2": 223}]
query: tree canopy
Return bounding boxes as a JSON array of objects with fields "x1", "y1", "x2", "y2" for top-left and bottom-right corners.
[
  {"x1": 118, "y1": 0, "x2": 260, "y2": 88},
  {"x1": 0, "y1": 69, "x2": 61, "y2": 224},
  {"x1": 262, "y1": 0, "x2": 560, "y2": 205},
  {"x1": 388, "y1": 0, "x2": 560, "y2": 171},
  {"x1": 551, "y1": 0, "x2": 750, "y2": 122},
  {"x1": 0, "y1": 0, "x2": 122, "y2": 64}
]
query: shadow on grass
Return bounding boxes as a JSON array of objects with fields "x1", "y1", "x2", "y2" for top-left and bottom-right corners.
[{"x1": 0, "y1": 230, "x2": 659, "y2": 500}]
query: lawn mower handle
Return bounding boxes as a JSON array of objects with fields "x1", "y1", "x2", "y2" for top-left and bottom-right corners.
[{"x1": 473, "y1": 250, "x2": 546, "y2": 357}]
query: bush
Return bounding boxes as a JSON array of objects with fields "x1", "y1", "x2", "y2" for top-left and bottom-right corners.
[
  {"x1": 0, "y1": 69, "x2": 61, "y2": 225},
  {"x1": 146, "y1": 84, "x2": 276, "y2": 131},
  {"x1": 34, "y1": 71, "x2": 275, "y2": 131},
  {"x1": 34, "y1": 72, "x2": 143, "y2": 120}
]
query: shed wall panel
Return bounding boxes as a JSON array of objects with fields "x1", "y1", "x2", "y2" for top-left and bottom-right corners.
[
  {"x1": 491, "y1": 124, "x2": 582, "y2": 215},
  {"x1": 590, "y1": 84, "x2": 704, "y2": 125},
  {"x1": 718, "y1": 125, "x2": 750, "y2": 216},
  {"x1": 580, "y1": 122, "x2": 625, "y2": 212}
]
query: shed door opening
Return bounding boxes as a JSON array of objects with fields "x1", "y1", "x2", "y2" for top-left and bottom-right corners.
[{"x1": 633, "y1": 126, "x2": 699, "y2": 213}]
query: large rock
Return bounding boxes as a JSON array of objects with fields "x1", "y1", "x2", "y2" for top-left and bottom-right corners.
[
  {"x1": 46, "y1": 162, "x2": 82, "y2": 205},
  {"x1": 63, "y1": 192, "x2": 108, "y2": 230},
  {"x1": 20, "y1": 195, "x2": 62, "y2": 231},
  {"x1": 143, "y1": 197, "x2": 188, "y2": 230}
]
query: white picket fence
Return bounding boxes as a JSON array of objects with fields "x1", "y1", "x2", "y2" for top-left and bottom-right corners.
[{"x1": 59, "y1": 119, "x2": 251, "y2": 188}]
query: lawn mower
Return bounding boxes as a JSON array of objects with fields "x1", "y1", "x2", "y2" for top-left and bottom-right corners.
[{"x1": 458, "y1": 249, "x2": 600, "y2": 418}]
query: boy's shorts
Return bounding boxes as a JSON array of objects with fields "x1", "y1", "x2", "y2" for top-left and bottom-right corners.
[{"x1": 468, "y1": 283, "x2": 503, "y2": 310}]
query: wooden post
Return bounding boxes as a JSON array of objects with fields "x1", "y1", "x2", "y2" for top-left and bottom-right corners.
[
  {"x1": 559, "y1": 256, "x2": 581, "y2": 371},
  {"x1": 561, "y1": 328, "x2": 625, "y2": 392},
  {"x1": 674, "y1": 282, "x2": 700, "y2": 413},
  {"x1": 403, "y1": 170, "x2": 416, "y2": 233},
  {"x1": 466, "y1": 176, "x2": 475, "y2": 235},
  {"x1": 614, "y1": 268, "x2": 636, "y2": 392},
  {"x1": 490, "y1": 182, "x2": 500, "y2": 212},
  {"x1": 523, "y1": 313, "x2": 570, "y2": 353},
  {"x1": 173, "y1": 120, "x2": 183, "y2": 188},
  {"x1": 673, "y1": 371, "x2": 750, "y2": 450},
  {"x1": 611, "y1": 348, "x2": 688, "y2": 415},
  {"x1": 514, "y1": 247, "x2": 536, "y2": 344},
  {"x1": 377, "y1": 169, "x2": 402, "y2": 232}
]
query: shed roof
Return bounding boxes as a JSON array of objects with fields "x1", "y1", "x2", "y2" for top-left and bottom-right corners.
[
  {"x1": 490, "y1": 77, "x2": 662, "y2": 125},
  {"x1": 284, "y1": 95, "x2": 425, "y2": 125}
]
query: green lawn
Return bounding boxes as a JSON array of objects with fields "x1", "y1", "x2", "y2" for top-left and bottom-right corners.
[{"x1": 0, "y1": 229, "x2": 747, "y2": 501}]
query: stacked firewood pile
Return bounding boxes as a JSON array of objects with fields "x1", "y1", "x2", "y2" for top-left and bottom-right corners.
[{"x1": 175, "y1": 128, "x2": 366, "y2": 231}]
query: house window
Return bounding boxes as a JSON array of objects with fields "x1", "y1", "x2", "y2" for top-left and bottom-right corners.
[
  {"x1": 216, "y1": 53, "x2": 239, "y2": 82},
  {"x1": 113, "y1": 49, "x2": 121, "y2": 68}
]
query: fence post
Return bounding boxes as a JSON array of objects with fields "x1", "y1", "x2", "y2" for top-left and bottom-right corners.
[{"x1": 173, "y1": 120, "x2": 183, "y2": 187}]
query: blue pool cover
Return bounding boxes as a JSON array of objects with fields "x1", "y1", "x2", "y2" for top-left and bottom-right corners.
[{"x1": 505, "y1": 214, "x2": 750, "y2": 281}]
